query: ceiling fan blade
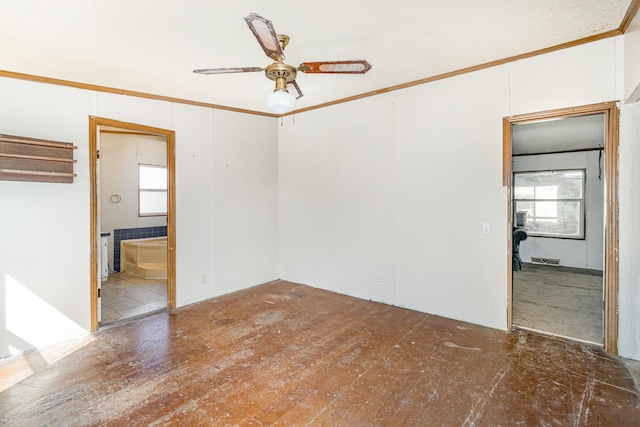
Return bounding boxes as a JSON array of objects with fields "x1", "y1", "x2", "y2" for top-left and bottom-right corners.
[
  {"x1": 298, "y1": 60, "x2": 372, "y2": 74},
  {"x1": 193, "y1": 67, "x2": 264, "y2": 75},
  {"x1": 289, "y1": 80, "x2": 304, "y2": 99},
  {"x1": 244, "y1": 13, "x2": 285, "y2": 61}
]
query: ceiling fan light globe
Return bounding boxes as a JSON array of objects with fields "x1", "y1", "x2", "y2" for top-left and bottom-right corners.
[{"x1": 266, "y1": 89, "x2": 296, "y2": 114}]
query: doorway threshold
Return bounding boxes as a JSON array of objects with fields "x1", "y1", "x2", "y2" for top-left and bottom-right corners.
[
  {"x1": 512, "y1": 325, "x2": 603, "y2": 347},
  {"x1": 99, "y1": 308, "x2": 168, "y2": 331}
]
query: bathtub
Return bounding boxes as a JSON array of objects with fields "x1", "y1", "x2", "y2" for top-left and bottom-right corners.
[{"x1": 120, "y1": 237, "x2": 167, "y2": 279}]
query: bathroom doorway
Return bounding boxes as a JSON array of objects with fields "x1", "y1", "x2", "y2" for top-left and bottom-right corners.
[
  {"x1": 89, "y1": 117, "x2": 176, "y2": 331},
  {"x1": 503, "y1": 102, "x2": 619, "y2": 354}
]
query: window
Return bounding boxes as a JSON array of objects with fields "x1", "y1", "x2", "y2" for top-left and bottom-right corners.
[
  {"x1": 513, "y1": 170, "x2": 585, "y2": 239},
  {"x1": 138, "y1": 164, "x2": 167, "y2": 216}
]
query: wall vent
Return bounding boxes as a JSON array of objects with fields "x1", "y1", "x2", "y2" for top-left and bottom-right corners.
[{"x1": 531, "y1": 257, "x2": 560, "y2": 266}]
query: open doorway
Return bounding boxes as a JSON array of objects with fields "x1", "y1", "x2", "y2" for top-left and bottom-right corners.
[
  {"x1": 511, "y1": 114, "x2": 605, "y2": 344},
  {"x1": 89, "y1": 117, "x2": 176, "y2": 331},
  {"x1": 503, "y1": 102, "x2": 619, "y2": 354},
  {"x1": 99, "y1": 128, "x2": 168, "y2": 325}
]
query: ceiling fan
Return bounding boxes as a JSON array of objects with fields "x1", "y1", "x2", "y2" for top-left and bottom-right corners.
[{"x1": 193, "y1": 13, "x2": 372, "y2": 114}]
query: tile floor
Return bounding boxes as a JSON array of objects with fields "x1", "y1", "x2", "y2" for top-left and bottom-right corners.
[
  {"x1": 513, "y1": 263, "x2": 603, "y2": 344},
  {"x1": 100, "y1": 271, "x2": 167, "y2": 325}
]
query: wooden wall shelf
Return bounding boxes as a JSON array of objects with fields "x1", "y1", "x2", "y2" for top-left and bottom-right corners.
[{"x1": 0, "y1": 134, "x2": 77, "y2": 183}]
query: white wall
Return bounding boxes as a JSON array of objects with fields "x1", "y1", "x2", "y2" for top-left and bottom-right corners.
[
  {"x1": 0, "y1": 79, "x2": 95, "y2": 357},
  {"x1": 212, "y1": 110, "x2": 279, "y2": 295},
  {"x1": 279, "y1": 37, "x2": 620, "y2": 335},
  {"x1": 619, "y1": 10, "x2": 640, "y2": 359},
  {"x1": 100, "y1": 132, "x2": 167, "y2": 270},
  {"x1": 171, "y1": 103, "x2": 215, "y2": 306},
  {"x1": 513, "y1": 151, "x2": 604, "y2": 270},
  {"x1": 2, "y1": 29, "x2": 639, "y2": 361},
  {"x1": 618, "y1": 102, "x2": 640, "y2": 360},
  {"x1": 624, "y1": 11, "x2": 640, "y2": 102},
  {"x1": 509, "y1": 38, "x2": 617, "y2": 116},
  {"x1": 280, "y1": 94, "x2": 395, "y2": 304},
  {"x1": 0, "y1": 81, "x2": 279, "y2": 358},
  {"x1": 394, "y1": 67, "x2": 510, "y2": 329}
]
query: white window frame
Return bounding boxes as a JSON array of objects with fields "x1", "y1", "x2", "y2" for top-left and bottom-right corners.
[
  {"x1": 513, "y1": 169, "x2": 585, "y2": 239},
  {"x1": 138, "y1": 163, "x2": 167, "y2": 217}
]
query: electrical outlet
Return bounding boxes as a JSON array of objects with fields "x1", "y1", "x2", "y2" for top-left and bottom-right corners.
[
  {"x1": 377, "y1": 276, "x2": 383, "y2": 286},
  {"x1": 482, "y1": 223, "x2": 491, "y2": 234},
  {"x1": 201, "y1": 274, "x2": 206, "y2": 284}
]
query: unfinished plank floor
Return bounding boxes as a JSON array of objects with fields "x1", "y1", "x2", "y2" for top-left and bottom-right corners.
[
  {"x1": 1, "y1": 280, "x2": 638, "y2": 426},
  {"x1": 513, "y1": 263, "x2": 603, "y2": 343}
]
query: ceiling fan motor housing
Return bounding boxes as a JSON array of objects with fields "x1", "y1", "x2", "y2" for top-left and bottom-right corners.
[{"x1": 265, "y1": 62, "x2": 297, "y2": 89}]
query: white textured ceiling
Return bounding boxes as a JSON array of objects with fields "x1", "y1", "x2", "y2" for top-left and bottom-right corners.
[
  {"x1": 512, "y1": 114, "x2": 605, "y2": 155},
  {"x1": 0, "y1": 1, "x2": 633, "y2": 114}
]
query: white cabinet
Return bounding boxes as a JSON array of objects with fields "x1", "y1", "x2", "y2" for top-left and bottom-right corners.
[{"x1": 100, "y1": 233, "x2": 109, "y2": 281}]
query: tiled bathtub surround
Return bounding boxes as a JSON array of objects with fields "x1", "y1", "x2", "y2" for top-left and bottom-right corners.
[{"x1": 113, "y1": 226, "x2": 167, "y2": 271}]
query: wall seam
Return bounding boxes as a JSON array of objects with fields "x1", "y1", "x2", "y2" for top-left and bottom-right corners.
[{"x1": 391, "y1": 91, "x2": 397, "y2": 306}]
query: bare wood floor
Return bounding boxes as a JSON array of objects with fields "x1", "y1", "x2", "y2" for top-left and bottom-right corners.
[
  {"x1": 513, "y1": 263, "x2": 603, "y2": 344},
  {"x1": 1, "y1": 280, "x2": 638, "y2": 426}
]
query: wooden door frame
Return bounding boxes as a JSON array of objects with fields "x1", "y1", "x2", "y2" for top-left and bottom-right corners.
[
  {"x1": 89, "y1": 116, "x2": 176, "y2": 331},
  {"x1": 503, "y1": 101, "x2": 619, "y2": 355}
]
